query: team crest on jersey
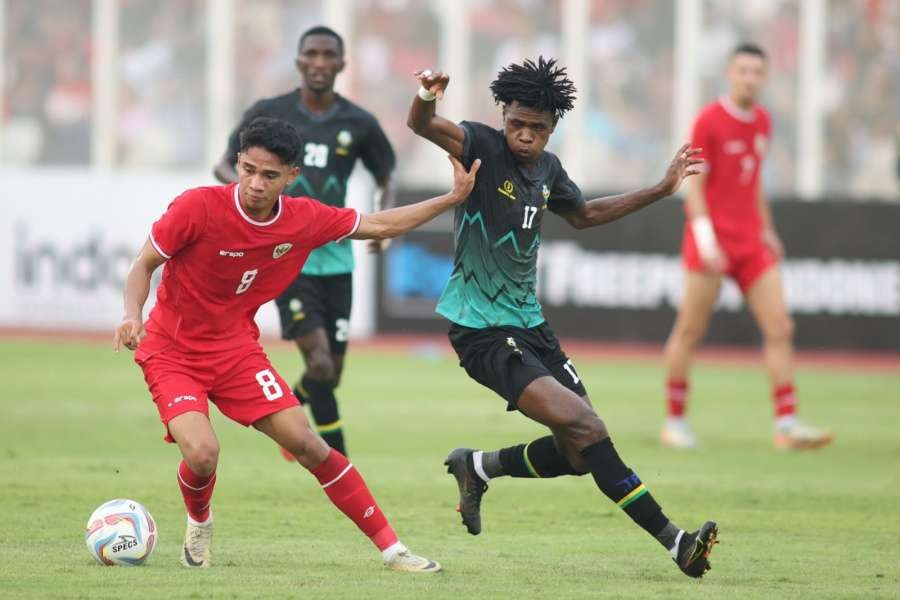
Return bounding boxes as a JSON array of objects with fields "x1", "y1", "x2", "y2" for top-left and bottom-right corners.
[
  {"x1": 498, "y1": 179, "x2": 516, "y2": 200},
  {"x1": 273, "y1": 243, "x2": 293, "y2": 259},
  {"x1": 754, "y1": 134, "x2": 768, "y2": 156},
  {"x1": 541, "y1": 184, "x2": 550, "y2": 201},
  {"x1": 336, "y1": 130, "x2": 353, "y2": 156}
]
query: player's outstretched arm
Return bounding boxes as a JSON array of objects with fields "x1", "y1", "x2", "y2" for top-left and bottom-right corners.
[
  {"x1": 351, "y1": 155, "x2": 480, "y2": 241},
  {"x1": 407, "y1": 69, "x2": 465, "y2": 159},
  {"x1": 113, "y1": 240, "x2": 167, "y2": 352},
  {"x1": 561, "y1": 144, "x2": 703, "y2": 229}
]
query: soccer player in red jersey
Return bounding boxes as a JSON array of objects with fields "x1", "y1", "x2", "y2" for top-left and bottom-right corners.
[
  {"x1": 661, "y1": 44, "x2": 833, "y2": 451},
  {"x1": 113, "y1": 117, "x2": 480, "y2": 572}
]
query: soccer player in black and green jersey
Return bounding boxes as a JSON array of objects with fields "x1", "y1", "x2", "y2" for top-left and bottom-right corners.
[
  {"x1": 215, "y1": 26, "x2": 395, "y2": 457},
  {"x1": 408, "y1": 57, "x2": 718, "y2": 578}
]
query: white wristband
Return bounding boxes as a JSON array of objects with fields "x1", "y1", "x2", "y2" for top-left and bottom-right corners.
[
  {"x1": 417, "y1": 86, "x2": 436, "y2": 102},
  {"x1": 691, "y1": 215, "x2": 718, "y2": 261}
]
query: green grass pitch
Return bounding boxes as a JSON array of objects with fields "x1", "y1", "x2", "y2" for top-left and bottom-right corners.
[{"x1": 0, "y1": 338, "x2": 898, "y2": 599}]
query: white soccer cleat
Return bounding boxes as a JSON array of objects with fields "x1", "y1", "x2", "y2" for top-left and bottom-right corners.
[
  {"x1": 180, "y1": 519, "x2": 213, "y2": 568},
  {"x1": 384, "y1": 548, "x2": 442, "y2": 573},
  {"x1": 661, "y1": 419, "x2": 699, "y2": 449},
  {"x1": 774, "y1": 421, "x2": 834, "y2": 451}
]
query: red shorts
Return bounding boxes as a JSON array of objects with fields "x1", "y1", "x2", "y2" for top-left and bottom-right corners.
[
  {"x1": 135, "y1": 332, "x2": 299, "y2": 442},
  {"x1": 682, "y1": 229, "x2": 776, "y2": 293}
]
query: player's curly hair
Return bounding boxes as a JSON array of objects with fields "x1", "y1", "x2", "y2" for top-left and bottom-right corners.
[
  {"x1": 239, "y1": 117, "x2": 302, "y2": 165},
  {"x1": 490, "y1": 56, "x2": 576, "y2": 123}
]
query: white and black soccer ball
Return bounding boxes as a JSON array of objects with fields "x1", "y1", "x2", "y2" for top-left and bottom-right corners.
[{"x1": 84, "y1": 498, "x2": 157, "y2": 566}]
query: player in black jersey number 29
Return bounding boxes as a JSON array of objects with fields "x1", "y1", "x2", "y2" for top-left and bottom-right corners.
[
  {"x1": 408, "y1": 57, "x2": 718, "y2": 578},
  {"x1": 215, "y1": 27, "x2": 397, "y2": 459}
]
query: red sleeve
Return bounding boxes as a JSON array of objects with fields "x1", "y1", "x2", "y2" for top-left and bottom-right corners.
[
  {"x1": 299, "y1": 199, "x2": 361, "y2": 248},
  {"x1": 149, "y1": 189, "x2": 208, "y2": 259},
  {"x1": 691, "y1": 110, "x2": 715, "y2": 174},
  {"x1": 760, "y1": 107, "x2": 772, "y2": 138}
]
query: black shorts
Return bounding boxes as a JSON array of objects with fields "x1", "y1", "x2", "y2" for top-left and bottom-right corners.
[
  {"x1": 275, "y1": 273, "x2": 352, "y2": 354},
  {"x1": 448, "y1": 322, "x2": 586, "y2": 411}
]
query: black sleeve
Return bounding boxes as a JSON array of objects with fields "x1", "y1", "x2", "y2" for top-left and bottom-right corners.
[
  {"x1": 547, "y1": 157, "x2": 585, "y2": 214},
  {"x1": 358, "y1": 116, "x2": 396, "y2": 183},
  {"x1": 222, "y1": 101, "x2": 266, "y2": 165},
  {"x1": 459, "y1": 120, "x2": 502, "y2": 169}
]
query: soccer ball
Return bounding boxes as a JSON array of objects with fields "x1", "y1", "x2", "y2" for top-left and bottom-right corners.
[{"x1": 84, "y1": 498, "x2": 157, "y2": 566}]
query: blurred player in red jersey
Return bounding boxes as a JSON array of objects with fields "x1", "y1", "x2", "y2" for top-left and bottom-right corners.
[
  {"x1": 661, "y1": 44, "x2": 833, "y2": 451},
  {"x1": 114, "y1": 117, "x2": 480, "y2": 572}
]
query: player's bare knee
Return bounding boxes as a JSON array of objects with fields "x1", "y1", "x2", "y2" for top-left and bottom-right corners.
[
  {"x1": 764, "y1": 315, "x2": 794, "y2": 344},
  {"x1": 676, "y1": 322, "x2": 706, "y2": 347},
  {"x1": 182, "y1": 440, "x2": 219, "y2": 476},
  {"x1": 305, "y1": 353, "x2": 336, "y2": 381},
  {"x1": 288, "y1": 428, "x2": 331, "y2": 467},
  {"x1": 561, "y1": 410, "x2": 608, "y2": 450}
]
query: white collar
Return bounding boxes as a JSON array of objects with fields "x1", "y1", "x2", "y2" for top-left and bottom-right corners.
[
  {"x1": 718, "y1": 95, "x2": 756, "y2": 123},
  {"x1": 233, "y1": 184, "x2": 282, "y2": 227}
]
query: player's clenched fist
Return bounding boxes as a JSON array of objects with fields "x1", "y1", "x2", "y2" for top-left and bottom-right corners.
[
  {"x1": 413, "y1": 69, "x2": 450, "y2": 100},
  {"x1": 114, "y1": 317, "x2": 145, "y2": 352}
]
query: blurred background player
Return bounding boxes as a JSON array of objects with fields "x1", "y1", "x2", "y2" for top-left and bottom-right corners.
[
  {"x1": 214, "y1": 26, "x2": 396, "y2": 458},
  {"x1": 660, "y1": 44, "x2": 834, "y2": 451},
  {"x1": 409, "y1": 58, "x2": 718, "y2": 578},
  {"x1": 118, "y1": 116, "x2": 479, "y2": 573}
]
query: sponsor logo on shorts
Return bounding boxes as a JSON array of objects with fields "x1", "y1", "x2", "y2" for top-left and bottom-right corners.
[
  {"x1": 273, "y1": 243, "x2": 293, "y2": 259},
  {"x1": 167, "y1": 394, "x2": 197, "y2": 408},
  {"x1": 288, "y1": 298, "x2": 305, "y2": 321},
  {"x1": 219, "y1": 250, "x2": 244, "y2": 257}
]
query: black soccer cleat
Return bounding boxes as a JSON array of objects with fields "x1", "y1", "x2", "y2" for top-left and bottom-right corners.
[
  {"x1": 444, "y1": 448, "x2": 488, "y2": 536},
  {"x1": 674, "y1": 521, "x2": 719, "y2": 578}
]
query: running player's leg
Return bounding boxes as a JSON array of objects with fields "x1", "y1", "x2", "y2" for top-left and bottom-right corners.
[
  {"x1": 253, "y1": 407, "x2": 440, "y2": 572},
  {"x1": 661, "y1": 271, "x2": 721, "y2": 448},
  {"x1": 276, "y1": 275, "x2": 347, "y2": 455},
  {"x1": 311, "y1": 273, "x2": 352, "y2": 452},
  {"x1": 444, "y1": 327, "x2": 717, "y2": 576},
  {"x1": 294, "y1": 328, "x2": 345, "y2": 451},
  {"x1": 137, "y1": 344, "x2": 219, "y2": 568},
  {"x1": 517, "y1": 378, "x2": 717, "y2": 577},
  {"x1": 744, "y1": 266, "x2": 833, "y2": 450},
  {"x1": 168, "y1": 412, "x2": 218, "y2": 567}
]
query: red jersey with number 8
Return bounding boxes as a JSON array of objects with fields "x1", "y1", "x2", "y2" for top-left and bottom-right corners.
[
  {"x1": 690, "y1": 96, "x2": 771, "y2": 238},
  {"x1": 147, "y1": 183, "x2": 359, "y2": 353}
]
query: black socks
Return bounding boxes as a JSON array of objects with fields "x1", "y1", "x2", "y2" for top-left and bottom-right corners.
[{"x1": 298, "y1": 376, "x2": 346, "y2": 456}]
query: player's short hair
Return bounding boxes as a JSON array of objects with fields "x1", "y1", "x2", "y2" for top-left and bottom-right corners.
[
  {"x1": 731, "y1": 43, "x2": 767, "y2": 61},
  {"x1": 489, "y1": 56, "x2": 576, "y2": 123},
  {"x1": 298, "y1": 25, "x2": 344, "y2": 56},
  {"x1": 239, "y1": 117, "x2": 302, "y2": 166}
]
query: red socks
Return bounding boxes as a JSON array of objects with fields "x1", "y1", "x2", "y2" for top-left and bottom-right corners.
[
  {"x1": 177, "y1": 460, "x2": 216, "y2": 523},
  {"x1": 666, "y1": 379, "x2": 688, "y2": 418},
  {"x1": 311, "y1": 449, "x2": 398, "y2": 551},
  {"x1": 773, "y1": 383, "x2": 798, "y2": 419}
]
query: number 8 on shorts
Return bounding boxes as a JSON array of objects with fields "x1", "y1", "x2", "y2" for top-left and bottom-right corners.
[{"x1": 255, "y1": 369, "x2": 283, "y2": 401}]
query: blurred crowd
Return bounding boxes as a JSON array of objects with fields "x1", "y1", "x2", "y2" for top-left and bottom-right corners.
[
  {"x1": 4, "y1": 0, "x2": 92, "y2": 164},
  {"x1": 825, "y1": 0, "x2": 900, "y2": 198},
  {"x1": 2, "y1": 0, "x2": 897, "y2": 199}
]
